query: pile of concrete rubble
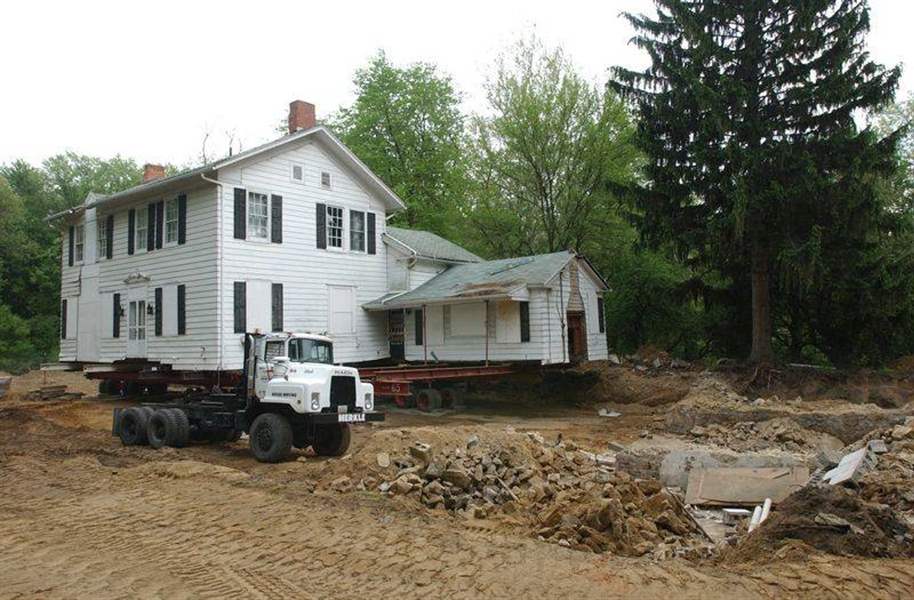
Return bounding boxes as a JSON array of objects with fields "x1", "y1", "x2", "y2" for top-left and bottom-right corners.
[{"x1": 375, "y1": 430, "x2": 709, "y2": 557}]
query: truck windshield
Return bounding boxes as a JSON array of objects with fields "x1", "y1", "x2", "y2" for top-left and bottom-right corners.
[{"x1": 288, "y1": 338, "x2": 334, "y2": 364}]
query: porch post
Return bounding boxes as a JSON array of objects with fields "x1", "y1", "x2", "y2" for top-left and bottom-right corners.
[
  {"x1": 485, "y1": 300, "x2": 490, "y2": 366},
  {"x1": 422, "y1": 304, "x2": 428, "y2": 364}
]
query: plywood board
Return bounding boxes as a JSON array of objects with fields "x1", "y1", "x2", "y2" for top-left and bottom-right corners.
[{"x1": 684, "y1": 466, "x2": 809, "y2": 507}]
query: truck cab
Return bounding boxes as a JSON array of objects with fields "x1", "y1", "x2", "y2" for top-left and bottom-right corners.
[{"x1": 251, "y1": 332, "x2": 375, "y2": 416}]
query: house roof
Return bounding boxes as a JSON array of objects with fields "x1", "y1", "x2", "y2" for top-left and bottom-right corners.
[
  {"x1": 46, "y1": 126, "x2": 407, "y2": 222},
  {"x1": 364, "y1": 250, "x2": 578, "y2": 310},
  {"x1": 384, "y1": 226, "x2": 482, "y2": 264}
]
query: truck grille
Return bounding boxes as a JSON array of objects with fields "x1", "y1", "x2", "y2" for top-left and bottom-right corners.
[{"x1": 329, "y1": 376, "x2": 357, "y2": 412}]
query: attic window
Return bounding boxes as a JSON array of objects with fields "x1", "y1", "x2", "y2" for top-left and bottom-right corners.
[
  {"x1": 321, "y1": 171, "x2": 332, "y2": 189},
  {"x1": 290, "y1": 163, "x2": 304, "y2": 182}
]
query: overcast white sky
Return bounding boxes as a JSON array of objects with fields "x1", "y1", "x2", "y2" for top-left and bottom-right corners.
[{"x1": 1, "y1": 0, "x2": 912, "y2": 167}]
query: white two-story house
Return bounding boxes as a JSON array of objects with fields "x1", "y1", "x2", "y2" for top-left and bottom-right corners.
[{"x1": 51, "y1": 100, "x2": 608, "y2": 372}]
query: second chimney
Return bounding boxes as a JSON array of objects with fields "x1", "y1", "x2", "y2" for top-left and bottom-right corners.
[
  {"x1": 143, "y1": 163, "x2": 166, "y2": 182},
  {"x1": 288, "y1": 100, "x2": 316, "y2": 134}
]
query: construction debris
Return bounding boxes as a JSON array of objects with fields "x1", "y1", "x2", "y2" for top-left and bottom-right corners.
[
  {"x1": 684, "y1": 466, "x2": 809, "y2": 507},
  {"x1": 822, "y1": 447, "x2": 876, "y2": 486},
  {"x1": 22, "y1": 385, "x2": 84, "y2": 402}
]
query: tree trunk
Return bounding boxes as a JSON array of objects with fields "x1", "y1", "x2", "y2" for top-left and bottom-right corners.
[{"x1": 749, "y1": 240, "x2": 774, "y2": 364}]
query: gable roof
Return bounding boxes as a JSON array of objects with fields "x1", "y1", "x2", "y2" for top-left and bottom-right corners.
[
  {"x1": 365, "y1": 250, "x2": 577, "y2": 309},
  {"x1": 384, "y1": 226, "x2": 482, "y2": 264},
  {"x1": 46, "y1": 126, "x2": 406, "y2": 221}
]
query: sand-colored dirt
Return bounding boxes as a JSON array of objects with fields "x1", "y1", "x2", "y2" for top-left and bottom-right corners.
[{"x1": 1, "y1": 371, "x2": 913, "y2": 599}]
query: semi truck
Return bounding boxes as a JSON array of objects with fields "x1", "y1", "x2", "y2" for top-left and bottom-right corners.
[{"x1": 112, "y1": 332, "x2": 384, "y2": 462}]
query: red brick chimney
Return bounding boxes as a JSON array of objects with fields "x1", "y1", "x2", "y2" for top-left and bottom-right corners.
[
  {"x1": 143, "y1": 163, "x2": 166, "y2": 182},
  {"x1": 288, "y1": 100, "x2": 316, "y2": 134}
]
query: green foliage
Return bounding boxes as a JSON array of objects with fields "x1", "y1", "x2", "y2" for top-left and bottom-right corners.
[
  {"x1": 0, "y1": 304, "x2": 40, "y2": 373},
  {"x1": 330, "y1": 51, "x2": 468, "y2": 237},
  {"x1": 464, "y1": 35, "x2": 640, "y2": 258},
  {"x1": 612, "y1": 0, "x2": 903, "y2": 364}
]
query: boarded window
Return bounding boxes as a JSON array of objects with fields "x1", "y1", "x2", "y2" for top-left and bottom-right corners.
[
  {"x1": 271, "y1": 283, "x2": 283, "y2": 332},
  {"x1": 414, "y1": 309, "x2": 423, "y2": 346},
  {"x1": 234, "y1": 282, "x2": 246, "y2": 333},
  {"x1": 520, "y1": 301, "x2": 530, "y2": 342},
  {"x1": 328, "y1": 286, "x2": 355, "y2": 334}
]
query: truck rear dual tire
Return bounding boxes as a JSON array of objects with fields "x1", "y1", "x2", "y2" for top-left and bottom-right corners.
[
  {"x1": 147, "y1": 409, "x2": 190, "y2": 449},
  {"x1": 118, "y1": 407, "x2": 153, "y2": 446},
  {"x1": 249, "y1": 413, "x2": 293, "y2": 463}
]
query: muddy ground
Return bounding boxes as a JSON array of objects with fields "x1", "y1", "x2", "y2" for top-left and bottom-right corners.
[{"x1": 1, "y1": 361, "x2": 913, "y2": 599}]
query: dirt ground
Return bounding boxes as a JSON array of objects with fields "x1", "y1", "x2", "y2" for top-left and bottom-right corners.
[{"x1": 1, "y1": 364, "x2": 913, "y2": 599}]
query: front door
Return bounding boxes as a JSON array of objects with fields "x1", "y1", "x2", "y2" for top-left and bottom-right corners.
[
  {"x1": 127, "y1": 287, "x2": 147, "y2": 358},
  {"x1": 388, "y1": 310, "x2": 405, "y2": 360},
  {"x1": 567, "y1": 312, "x2": 587, "y2": 362}
]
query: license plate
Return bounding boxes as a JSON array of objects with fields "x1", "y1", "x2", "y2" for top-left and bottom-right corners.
[{"x1": 338, "y1": 413, "x2": 365, "y2": 423}]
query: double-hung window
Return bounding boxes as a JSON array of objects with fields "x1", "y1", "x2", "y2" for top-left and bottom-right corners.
[
  {"x1": 165, "y1": 198, "x2": 179, "y2": 244},
  {"x1": 74, "y1": 224, "x2": 85, "y2": 263},
  {"x1": 248, "y1": 192, "x2": 269, "y2": 240},
  {"x1": 97, "y1": 220, "x2": 107, "y2": 261},
  {"x1": 350, "y1": 210, "x2": 365, "y2": 252},
  {"x1": 327, "y1": 205, "x2": 343, "y2": 248},
  {"x1": 135, "y1": 209, "x2": 148, "y2": 253}
]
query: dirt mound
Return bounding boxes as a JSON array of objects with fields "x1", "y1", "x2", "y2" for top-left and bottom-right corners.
[
  {"x1": 688, "y1": 417, "x2": 845, "y2": 454},
  {"x1": 724, "y1": 486, "x2": 913, "y2": 562},
  {"x1": 585, "y1": 362, "x2": 691, "y2": 406}
]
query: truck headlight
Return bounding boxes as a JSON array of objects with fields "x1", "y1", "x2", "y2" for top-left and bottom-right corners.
[
  {"x1": 310, "y1": 392, "x2": 321, "y2": 411},
  {"x1": 364, "y1": 392, "x2": 373, "y2": 411}
]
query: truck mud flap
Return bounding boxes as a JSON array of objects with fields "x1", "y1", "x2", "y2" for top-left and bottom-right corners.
[{"x1": 311, "y1": 411, "x2": 385, "y2": 425}]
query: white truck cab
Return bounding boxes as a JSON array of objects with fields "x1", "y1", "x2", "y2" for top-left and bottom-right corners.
[{"x1": 251, "y1": 332, "x2": 375, "y2": 416}]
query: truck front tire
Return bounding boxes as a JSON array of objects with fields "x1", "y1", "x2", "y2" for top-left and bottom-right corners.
[
  {"x1": 249, "y1": 413, "x2": 293, "y2": 463},
  {"x1": 313, "y1": 423, "x2": 351, "y2": 457}
]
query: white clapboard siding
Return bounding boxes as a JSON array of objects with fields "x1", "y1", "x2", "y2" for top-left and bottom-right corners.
[
  {"x1": 540, "y1": 258, "x2": 609, "y2": 364},
  {"x1": 580, "y1": 267, "x2": 609, "y2": 361},
  {"x1": 403, "y1": 291, "x2": 549, "y2": 363},
  {"x1": 59, "y1": 185, "x2": 221, "y2": 369},
  {"x1": 217, "y1": 139, "x2": 391, "y2": 368},
  {"x1": 409, "y1": 259, "x2": 446, "y2": 290}
]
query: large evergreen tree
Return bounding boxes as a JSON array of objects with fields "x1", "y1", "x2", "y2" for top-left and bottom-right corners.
[{"x1": 613, "y1": 0, "x2": 901, "y2": 363}]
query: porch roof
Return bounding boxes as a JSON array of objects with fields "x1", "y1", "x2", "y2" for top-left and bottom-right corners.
[{"x1": 364, "y1": 250, "x2": 574, "y2": 310}]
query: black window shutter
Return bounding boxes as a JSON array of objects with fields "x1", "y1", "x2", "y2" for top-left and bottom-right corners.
[
  {"x1": 128, "y1": 209, "x2": 135, "y2": 255},
  {"x1": 105, "y1": 214, "x2": 114, "y2": 259},
  {"x1": 146, "y1": 203, "x2": 155, "y2": 251},
  {"x1": 154, "y1": 287, "x2": 163, "y2": 336},
  {"x1": 177, "y1": 285, "x2": 186, "y2": 335},
  {"x1": 271, "y1": 283, "x2": 283, "y2": 331},
  {"x1": 155, "y1": 201, "x2": 164, "y2": 249},
  {"x1": 316, "y1": 203, "x2": 326, "y2": 249},
  {"x1": 414, "y1": 309, "x2": 423, "y2": 345},
  {"x1": 178, "y1": 193, "x2": 187, "y2": 245},
  {"x1": 597, "y1": 297, "x2": 605, "y2": 333},
  {"x1": 234, "y1": 188, "x2": 246, "y2": 239},
  {"x1": 68, "y1": 226, "x2": 74, "y2": 266},
  {"x1": 271, "y1": 195, "x2": 283, "y2": 243},
  {"x1": 61, "y1": 299, "x2": 67, "y2": 339},
  {"x1": 233, "y1": 282, "x2": 246, "y2": 333},
  {"x1": 367, "y1": 212, "x2": 376, "y2": 255},
  {"x1": 113, "y1": 293, "x2": 121, "y2": 338},
  {"x1": 520, "y1": 301, "x2": 530, "y2": 342}
]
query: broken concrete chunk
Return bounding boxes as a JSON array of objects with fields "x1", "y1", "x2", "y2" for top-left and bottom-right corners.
[
  {"x1": 409, "y1": 442, "x2": 433, "y2": 464},
  {"x1": 598, "y1": 408, "x2": 622, "y2": 418},
  {"x1": 867, "y1": 439, "x2": 889, "y2": 454},
  {"x1": 376, "y1": 452, "x2": 391, "y2": 468},
  {"x1": 684, "y1": 466, "x2": 809, "y2": 507},
  {"x1": 466, "y1": 434, "x2": 480, "y2": 449},
  {"x1": 442, "y1": 468, "x2": 472, "y2": 490},
  {"x1": 814, "y1": 512, "x2": 852, "y2": 530},
  {"x1": 608, "y1": 354, "x2": 622, "y2": 365}
]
